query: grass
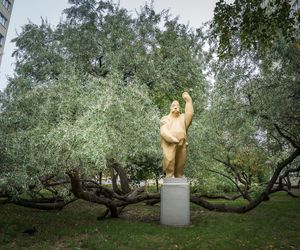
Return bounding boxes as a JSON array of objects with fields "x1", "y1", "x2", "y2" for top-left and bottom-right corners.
[{"x1": 0, "y1": 192, "x2": 300, "y2": 250}]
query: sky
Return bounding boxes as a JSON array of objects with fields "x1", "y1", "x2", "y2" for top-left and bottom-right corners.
[{"x1": 0, "y1": 0, "x2": 219, "y2": 91}]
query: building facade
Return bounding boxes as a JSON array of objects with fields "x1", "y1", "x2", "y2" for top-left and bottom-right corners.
[
  {"x1": 291, "y1": 0, "x2": 300, "y2": 12},
  {"x1": 0, "y1": 0, "x2": 14, "y2": 66}
]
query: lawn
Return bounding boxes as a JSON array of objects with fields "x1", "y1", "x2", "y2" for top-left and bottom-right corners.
[{"x1": 0, "y1": 192, "x2": 299, "y2": 250}]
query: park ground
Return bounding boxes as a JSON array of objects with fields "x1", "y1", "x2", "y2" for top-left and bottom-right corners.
[{"x1": 0, "y1": 192, "x2": 300, "y2": 250}]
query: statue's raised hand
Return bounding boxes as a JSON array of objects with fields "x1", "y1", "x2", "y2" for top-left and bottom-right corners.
[{"x1": 182, "y1": 92, "x2": 192, "y2": 102}]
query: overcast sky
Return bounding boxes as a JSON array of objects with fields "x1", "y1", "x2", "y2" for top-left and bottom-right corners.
[{"x1": 0, "y1": 0, "x2": 219, "y2": 91}]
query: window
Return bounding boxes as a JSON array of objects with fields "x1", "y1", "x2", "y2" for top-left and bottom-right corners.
[
  {"x1": 0, "y1": 34, "x2": 4, "y2": 47},
  {"x1": 0, "y1": 13, "x2": 7, "y2": 27},
  {"x1": 2, "y1": 0, "x2": 11, "y2": 11},
  {"x1": 292, "y1": 2, "x2": 298, "y2": 11}
]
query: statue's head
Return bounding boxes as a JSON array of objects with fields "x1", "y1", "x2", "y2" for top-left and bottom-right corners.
[{"x1": 170, "y1": 101, "x2": 180, "y2": 115}]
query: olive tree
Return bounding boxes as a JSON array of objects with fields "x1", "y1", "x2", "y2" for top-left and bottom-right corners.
[{"x1": 0, "y1": 0, "x2": 207, "y2": 217}]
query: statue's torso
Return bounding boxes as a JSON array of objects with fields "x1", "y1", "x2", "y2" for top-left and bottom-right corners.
[{"x1": 165, "y1": 114, "x2": 186, "y2": 142}]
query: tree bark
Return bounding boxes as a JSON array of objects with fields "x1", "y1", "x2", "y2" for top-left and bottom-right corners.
[
  {"x1": 108, "y1": 205, "x2": 119, "y2": 218},
  {"x1": 99, "y1": 171, "x2": 103, "y2": 185},
  {"x1": 110, "y1": 167, "x2": 120, "y2": 193},
  {"x1": 13, "y1": 198, "x2": 76, "y2": 210},
  {"x1": 67, "y1": 169, "x2": 160, "y2": 217},
  {"x1": 155, "y1": 178, "x2": 159, "y2": 192},
  {"x1": 108, "y1": 159, "x2": 131, "y2": 194}
]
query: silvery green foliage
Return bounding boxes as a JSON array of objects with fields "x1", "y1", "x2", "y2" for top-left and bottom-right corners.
[
  {"x1": 0, "y1": 71, "x2": 160, "y2": 194},
  {"x1": 187, "y1": 36, "x2": 300, "y2": 193},
  {"x1": 9, "y1": 0, "x2": 207, "y2": 111},
  {"x1": 1, "y1": 0, "x2": 208, "y2": 194},
  {"x1": 213, "y1": 0, "x2": 299, "y2": 58}
]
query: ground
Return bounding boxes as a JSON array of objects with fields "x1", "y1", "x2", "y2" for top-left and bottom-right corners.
[{"x1": 0, "y1": 192, "x2": 300, "y2": 250}]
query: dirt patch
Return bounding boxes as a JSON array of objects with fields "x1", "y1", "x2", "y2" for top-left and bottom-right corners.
[
  {"x1": 119, "y1": 206, "x2": 160, "y2": 222},
  {"x1": 53, "y1": 233, "x2": 89, "y2": 250}
]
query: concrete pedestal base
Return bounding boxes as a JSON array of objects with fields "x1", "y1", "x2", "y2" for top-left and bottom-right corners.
[{"x1": 160, "y1": 177, "x2": 190, "y2": 226}]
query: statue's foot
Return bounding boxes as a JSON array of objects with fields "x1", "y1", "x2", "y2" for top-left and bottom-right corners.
[
  {"x1": 174, "y1": 175, "x2": 185, "y2": 178},
  {"x1": 165, "y1": 175, "x2": 174, "y2": 178}
]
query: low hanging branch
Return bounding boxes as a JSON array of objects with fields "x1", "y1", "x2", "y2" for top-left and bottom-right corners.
[
  {"x1": 66, "y1": 148, "x2": 299, "y2": 217},
  {"x1": 272, "y1": 164, "x2": 300, "y2": 198},
  {"x1": 13, "y1": 198, "x2": 77, "y2": 210},
  {"x1": 0, "y1": 196, "x2": 77, "y2": 210},
  {"x1": 22, "y1": 148, "x2": 298, "y2": 216},
  {"x1": 2, "y1": 147, "x2": 298, "y2": 218},
  {"x1": 191, "y1": 148, "x2": 300, "y2": 213},
  {"x1": 211, "y1": 158, "x2": 253, "y2": 202},
  {"x1": 67, "y1": 169, "x2": 160, "y2": 218},
  {"x1": 194, "y1": 193, "x2": 243, "y2": 201}
]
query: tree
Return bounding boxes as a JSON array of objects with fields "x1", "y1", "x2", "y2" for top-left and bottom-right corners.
[
  {"x1": 182, "y1": 0, "x2": 300, "y2": 212},
  {"x1": 0, "y1": 0, "x2": 207, "y2": 217},
  {"x1": 212, "y1": 0, "x2": 300, "y2": 57},
  {"x1": 1, "y1": 69, "x2": 163, "y2": 215},
  {"x1": 189, "y1": 34, "x2": 300, "y2": 211}
]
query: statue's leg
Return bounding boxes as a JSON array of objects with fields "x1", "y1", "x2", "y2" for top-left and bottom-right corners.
[
  {"x1": 162, "y1": 143, "x2": 176, "y2": 177},
  {"x1": 174, "y1": 143, "x2": 187, "y2": 178}
]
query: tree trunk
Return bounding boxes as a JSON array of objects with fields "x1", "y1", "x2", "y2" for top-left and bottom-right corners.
[
  {"x1": 108, "y1": 159, "x2": 131, "y2": 194},
  {"x1": 110, "y1": 167, "x2": 120, "y2": 193},
  {"x1": 99, "y1": 171, "x2": 103, "y2": 185},
  {"x1": 108, "y1": 205, "x2": 119, "y2": 218}
]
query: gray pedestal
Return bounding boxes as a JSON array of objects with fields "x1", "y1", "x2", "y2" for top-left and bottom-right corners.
[{"x1": 160, "y1": 177, "x2": 190, "y2": 226}]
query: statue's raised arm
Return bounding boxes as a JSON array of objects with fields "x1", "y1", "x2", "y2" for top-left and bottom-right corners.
[{"x1": 182, "y1": 92, "x2": 194, "y2": 130}]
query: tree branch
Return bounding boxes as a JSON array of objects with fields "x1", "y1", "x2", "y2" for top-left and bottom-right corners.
[
  {"x1": 273, "y1": 123, "x2": 300, "y2": 149},
  {"x1": 191, "y1": 149, "x2": 300, "y2": 213}
]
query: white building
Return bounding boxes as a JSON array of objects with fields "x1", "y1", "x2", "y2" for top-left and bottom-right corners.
[{"x1": 0, "y1": 0, "x2": 14, "y2": 67}]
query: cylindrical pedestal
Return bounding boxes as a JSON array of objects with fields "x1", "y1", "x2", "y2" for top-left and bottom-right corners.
[{"x1": 160, "y1": 177, "x2": 190, "y2": 226}]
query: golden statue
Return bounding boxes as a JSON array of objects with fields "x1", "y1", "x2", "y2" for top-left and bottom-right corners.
[{"x1": 160, "y1": 92, "x2": 194, "y2": 177}]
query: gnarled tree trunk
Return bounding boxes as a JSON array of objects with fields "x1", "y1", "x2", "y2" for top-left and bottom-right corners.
[{"x1": 108, "y1": 159, "x2": 131, "y2": 194}]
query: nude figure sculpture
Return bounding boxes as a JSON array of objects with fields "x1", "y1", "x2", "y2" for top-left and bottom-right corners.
[{"x1": 160, "y1": 92, "x2": 194, "y2": 178}]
